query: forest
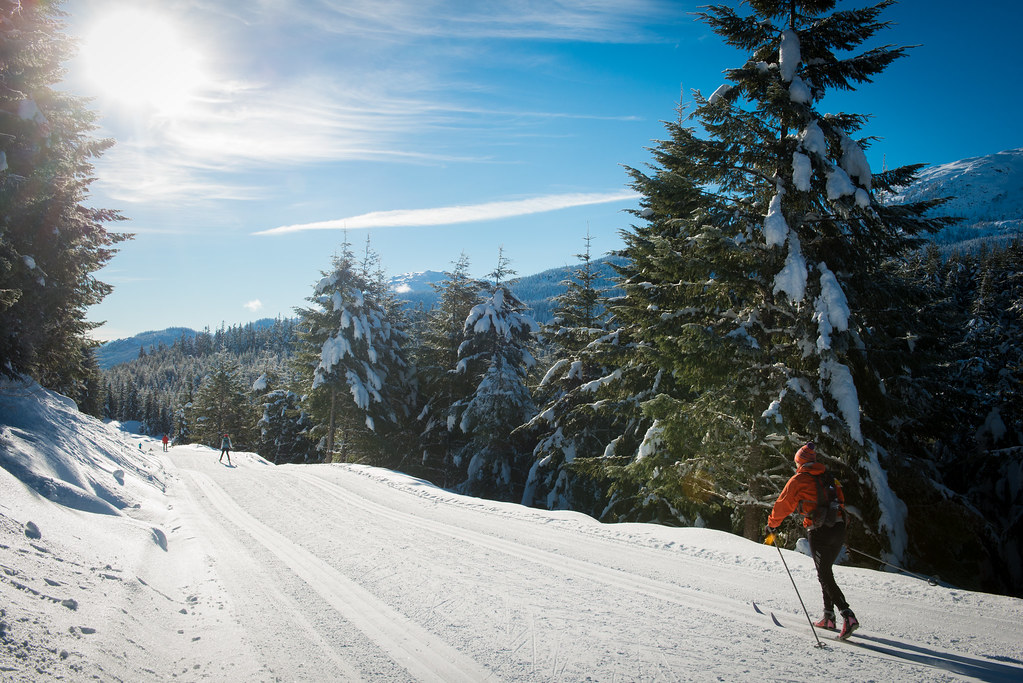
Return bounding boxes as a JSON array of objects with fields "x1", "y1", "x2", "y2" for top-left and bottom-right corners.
[
  {"x1": 96, "y1": 237, "x2": 1023, "y2": 598},
  {"x1": 2, "y1": 0, "x2": 1020, "y2": 598}
]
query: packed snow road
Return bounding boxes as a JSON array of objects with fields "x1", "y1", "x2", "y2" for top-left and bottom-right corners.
[
  {"x1": 156, "y1": 443, "x2": 1023, "y2": 682},
  {"x1": 2, "y1": 382, "x2": 1021, "y2": 682}
]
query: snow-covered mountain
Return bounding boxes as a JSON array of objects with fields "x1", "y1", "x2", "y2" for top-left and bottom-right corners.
[
  {"x1": 2, "y1": 377, "x2": 1022, "y2": 680},
  {"x1": 387, "y1": 270, "x2": 448, "y2": 295},
  {"x1": 892, "y1": 147, "x2": 1023, "y2": 244}
]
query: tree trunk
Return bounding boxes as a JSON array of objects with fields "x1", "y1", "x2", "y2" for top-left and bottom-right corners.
[
  {"x1": 744, "y1": 433, "x2": 764, "y2": 540},
  {"x1": 325, "y1": 388, "x2": 336, "y2": 464}
]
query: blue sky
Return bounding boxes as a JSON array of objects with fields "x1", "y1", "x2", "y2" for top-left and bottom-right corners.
[{"x1": 61, "y1": 0, "x2": 1022, "y2": 341}]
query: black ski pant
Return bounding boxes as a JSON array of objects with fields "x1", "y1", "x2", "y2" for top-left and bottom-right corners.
[{"x1": 808, "y1": 522, "x2": 849, "y2": 614}]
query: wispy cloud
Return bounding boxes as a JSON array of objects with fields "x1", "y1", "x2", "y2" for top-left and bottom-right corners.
[
  {"x1": 92, "y1": 77, "x2": 467, "y2": 204},
  {"x1": 278, "y1": 0, "x2": 681, "y2": 43},
  {"x1": 244, "y1": 299, "x2": 264, "y2": 312},
  {"x1": 254, "y1": 190, "x2": 639, "y2": 235},
  {"x1": 78, "y1": 1, "x2": 673, "y2": 206},
  {"x1": 92, "y1": 74, "x2": 608, "y2": 204}
]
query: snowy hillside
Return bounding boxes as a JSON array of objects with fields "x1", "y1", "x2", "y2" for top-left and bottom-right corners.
[
  {"x1": 388, "y1": 270, "x2": 448, "y2": 294},
  {"x1": 892, "y1": 147, "x2": 1023, "y2": 244},
  {"x1": 2, "y1": 378, "x2": 1023, "y2": 681}
]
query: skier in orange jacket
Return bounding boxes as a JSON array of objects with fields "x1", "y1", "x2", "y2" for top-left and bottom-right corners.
[{"x1": 767, "y1": 442, "x2": 859, "y2": 639}]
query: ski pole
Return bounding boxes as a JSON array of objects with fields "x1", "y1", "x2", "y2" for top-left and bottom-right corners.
[
  {"x1": 767, "y1": 534, "x2": 824, "y2": 648},
  {"x1": 846, "y1": 546, "x2": 939, "y2": 586}
]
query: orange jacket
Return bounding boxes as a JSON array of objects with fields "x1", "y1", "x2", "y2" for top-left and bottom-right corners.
[{"x1": 768, "y1": 461, "x2": 845, "y2": 529}]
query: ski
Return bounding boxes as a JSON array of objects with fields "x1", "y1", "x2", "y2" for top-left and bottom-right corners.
[{"x1": 757, "y1": 601, "x2": 785, "y2": 629}]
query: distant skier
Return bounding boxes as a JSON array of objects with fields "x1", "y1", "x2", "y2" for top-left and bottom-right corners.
[
  {"x1": 162, "y1": 434, "x2": 169, "y2": 452},
  {"x1": 219, "y1": 433, "x2": 232, "y2": 466},
  {"x1": 766, "y1": 442, "x2": 859, "y2": 639}
]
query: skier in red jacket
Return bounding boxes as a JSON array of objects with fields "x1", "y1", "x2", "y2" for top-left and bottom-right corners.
[{"x1": 767, "y1": 442, "x2": 859, "y2": 639}]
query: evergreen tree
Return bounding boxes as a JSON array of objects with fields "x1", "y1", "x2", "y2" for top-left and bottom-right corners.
[
  {"x1": 545, "y1": 234, "x2": 609, "y2": 352},
  {"x1": 254, "y1": 371, "x2": 315, "y2": 464},
  {"x1": 415, "y1": 254, "x2": 488, "y2": 485},
  {"x1": 190, "y1": 355, "x2": 253, "y2": 448},
  {"x1": 294, "y1": 240, "x2": 412, "y2": 463},
  {"x1": 521, "y1": 236, "x2": 617, "y2": 511},
  {"x1": 75, "y1": 345, "x2": 104, "y2": 417},
  {"x1": 122, "y1": 385, "x2": 139, "y2": 423},
  {"x1": 102, "y1": 379, "x2": 117, "y2": 419},
  {"x1": 902, "y1": 241, "x2": 1023, "y2": 593},
  {"x1": 532, "y1": 182, "x2": 712, "y2": 525},
  {"x1": 585, "y1": 0, "x2": 950, "y2": 555},
  {"x1": 142, "y1": 390, "x2": 158, "y2": 434},
  {"x1": 174, "y1": 383, "x2": 196, "y2": 445},
  {"x1": 453, "y1": 249, "x2": 539, "y2": 500},
  {"x1": 0, "y1": 0, "x2": 130, "y2": 390}
]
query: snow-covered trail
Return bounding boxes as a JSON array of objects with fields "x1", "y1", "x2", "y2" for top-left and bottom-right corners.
[
  {"x1": 158, "y1": 444, "x2": 1023, "y2": 682},
  {"x1": 2, "y1": 376, "x2": 1019, "y2": 681}
]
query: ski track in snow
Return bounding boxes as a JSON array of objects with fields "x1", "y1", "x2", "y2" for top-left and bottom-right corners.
[
  {"x1": 288, "y1": 465, "x2": 1023, "y2": 681},
  {"x1": 158, "y1": 448, "x2": 1023, "y2": 682},
  {"x1": 185, "y1": 469, "x2": 493, "y2": 682}
]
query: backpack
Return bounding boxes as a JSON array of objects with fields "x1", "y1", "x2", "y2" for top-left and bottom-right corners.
[{"x1": 811, "y1": 471, "x2": 841, "y2": 528}]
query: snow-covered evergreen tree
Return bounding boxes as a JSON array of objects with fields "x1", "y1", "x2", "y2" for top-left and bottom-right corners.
[
  {"x1": 592, "y1": 0, "x2": 951, "y2": 554},
  {"x1": 545, "y1": 235, "x2": 609, "y2": 354},
  {"x1": 294, "y1": 240, "x2": 413, "y2": 463},
  {"x1": 521, "y1": 236, "x2": 617, "y2": 511},
  {"x1": 254, "y1": 371, "x2": 315, "y2": 464},
  {"x1": 415, "y1": 254, "x2": 488, "y2": 486},
  {"x1": 575, "y1": 178, "x2": 723, "y2": 526},
  {"x1": 453, "y1": 250, "x2": 539, "y2": 500}
]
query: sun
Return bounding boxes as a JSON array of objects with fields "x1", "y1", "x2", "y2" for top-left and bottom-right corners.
[{"x1": 81, "y1": 8, "x2": 207, "y2": 117}]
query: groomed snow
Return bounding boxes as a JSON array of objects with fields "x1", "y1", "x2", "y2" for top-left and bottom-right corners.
[{"x1": 2, "y1": 379, "x2": 1022, "y2": 681}]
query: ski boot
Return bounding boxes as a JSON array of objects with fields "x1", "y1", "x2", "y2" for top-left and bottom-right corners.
[
  {"x1": 838, "y1": 609, "x2": 859, "y2": 639},
  {"x1": 814, "y1": 610, "x2": 837, "y2": 631}
]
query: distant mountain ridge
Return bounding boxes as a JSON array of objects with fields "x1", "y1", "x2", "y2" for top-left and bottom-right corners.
[
  {"x1": 96, "y1": 327, "x2": 198, "y2": 369},
  {"x1": 97, "y1": 260, "x2": 624, "y2": 369},
  {"x1": 385, "y1": 255, "x2": 625, "y2": 323},
  {"x1": 95, "y1": 319, "x2": 278, "y2": 369}
]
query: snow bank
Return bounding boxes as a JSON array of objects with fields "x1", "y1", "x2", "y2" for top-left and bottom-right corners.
[{"x1": 0, "y1": 378, "x2": 165, "y2": 515}]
